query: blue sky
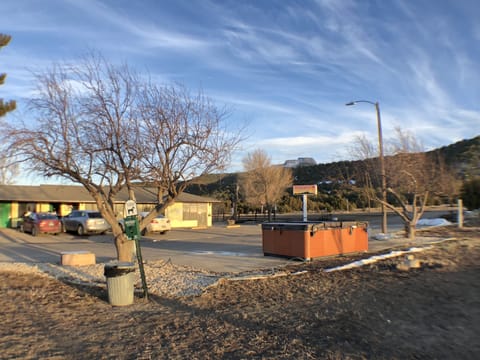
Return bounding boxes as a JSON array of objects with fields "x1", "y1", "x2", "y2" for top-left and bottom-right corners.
[{"x1": 2, "y1": 0, "x2": 480, "y2": 173}]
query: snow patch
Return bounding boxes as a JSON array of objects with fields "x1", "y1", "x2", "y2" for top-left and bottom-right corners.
[
  {"x1": 374, "y1": 233, "x2": 392, "y2": 241},
  {"x1": 417, "y1": 218, "x2": 452, "y2": 227},
  {"x1": 324, "y1": 246, "x2": 432, "y2": 272}
]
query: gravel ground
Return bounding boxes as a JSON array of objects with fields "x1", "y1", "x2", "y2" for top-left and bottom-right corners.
[
  {"x1": 0, "y1": 232, "x2": 451, "y2": 299},
  {"x1": 0, "y1": 260, "x2": 224, "y2": 298}
]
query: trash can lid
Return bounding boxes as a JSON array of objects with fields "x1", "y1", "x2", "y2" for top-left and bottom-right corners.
[
  {"x1": 104, "y1": 261, "x2": 136, "y2": 277},
  {"x1": 104, "y1": 261, "x2": 135, "y2": 269}
]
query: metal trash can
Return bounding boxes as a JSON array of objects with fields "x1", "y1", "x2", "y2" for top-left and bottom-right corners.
[{"x1": 104, "y1": 261, "x2": 135, "y2": 306}]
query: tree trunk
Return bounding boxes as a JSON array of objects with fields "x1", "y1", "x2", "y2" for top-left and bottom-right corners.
[
  {"x1": 405, "y1": 222, "x2": 416, "y2": 240},
  {"x1": 267, "y1": 205, "x2": 273, "y2": 222},
  {"x1": 115, "y1": 233, "x2": 135, "y2": 262}
]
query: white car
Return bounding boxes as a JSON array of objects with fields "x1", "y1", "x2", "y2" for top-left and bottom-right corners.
[
  {"x1": 119, "y1": 211, "x2": 171, "y2": 235},
  {"x1": 139, "y1": 212, "x2": 171, "y2": 235}
]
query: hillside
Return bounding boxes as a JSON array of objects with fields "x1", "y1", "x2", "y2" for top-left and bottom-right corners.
[
  {"x1": 430, "y1": 135, "x2": 480, "y2": 178},
  {"x1": 187, "y1": 135, "x2": 480, "y2": 199},
  {"x1": 293, "y1": 135, "x2": 480, "y2": 185}
]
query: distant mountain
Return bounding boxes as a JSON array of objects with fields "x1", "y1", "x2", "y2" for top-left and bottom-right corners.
[
  {"x1": 428, "y1": 135, "x2": 480, "y2": 178},
  {"x1": 292, "y1": 135, "x2": 480, "y2": 184},
  {"x1": 186, "y1": 135, "x2": 480, "y2": 197}
]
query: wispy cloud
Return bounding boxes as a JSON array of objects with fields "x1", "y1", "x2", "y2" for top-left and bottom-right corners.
[
  {"x1": 2, "y1": 0, "x2": 479, "y2": 170},
  {"x1": 406, "y1": 50, "x2": 451, "y2": 107},
  {"x1": 64, "y1": 0, "x2": 210, "y2": 51}
]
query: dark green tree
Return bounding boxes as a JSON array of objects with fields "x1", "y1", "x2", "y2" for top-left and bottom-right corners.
[
  {"x1": 0, "y1": 34, "x2": 16, "y2": 117},
  {"x1": 461, "y1": 178, "x2": 480, "y2": 210}
]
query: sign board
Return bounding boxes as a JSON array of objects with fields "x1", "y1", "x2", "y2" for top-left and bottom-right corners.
[
  {"x1": 124, "y1": 200, "x2": 138, "y2": 217},
  {"x1": 293, "y1": 184, "x2": 318, "y2": 196},
  {"x1": 124, "y1": 216, "x2": 140, "y2": 241},
  {"x1": 123, "y1": 200, "x2": 140, "y2": 241}
]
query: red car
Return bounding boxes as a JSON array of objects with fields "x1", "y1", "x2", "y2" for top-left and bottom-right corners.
[{"x1": 21, "y1": 212, "x2": 62, "y2": 236}]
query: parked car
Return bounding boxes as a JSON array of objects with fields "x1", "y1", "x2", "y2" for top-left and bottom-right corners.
[
  {"x1": 20, "y1": 212, "x2": 62, "y2": 236},
  {"x1": 62, "y1": 210, "x2": 111, "y2": 236},
  {"x1": 139, "y1": 212, "x2": 171, "y2": 235},
  {"x1": 118, "y1": 211, "x2": 171, "y2": 235}
]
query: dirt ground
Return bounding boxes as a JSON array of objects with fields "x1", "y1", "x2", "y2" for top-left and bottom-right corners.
[{"x1": 0, "y1": 225, "x2": 479, "y2": 359}]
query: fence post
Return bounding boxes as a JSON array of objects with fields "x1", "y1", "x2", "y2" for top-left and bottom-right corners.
[{"x1": 457, "y1": 199, "x2": 463, "y2": 228}]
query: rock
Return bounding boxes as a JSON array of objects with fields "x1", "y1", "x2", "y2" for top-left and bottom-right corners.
[{"x1": 396, "y1": 254, "x2": 421, "y2": 271}]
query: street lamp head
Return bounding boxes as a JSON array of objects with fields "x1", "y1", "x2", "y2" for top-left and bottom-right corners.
[{"x1": 346, "y1": 99, "x2": 377, "y2": 106}]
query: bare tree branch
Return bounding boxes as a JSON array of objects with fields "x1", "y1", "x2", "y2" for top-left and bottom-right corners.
[
  {"x1": 351, "y1": 127, "x2": 451, "y2": 239},
  {"x1": 2, "y1": 53, "x2": 245, "y2": 260},
  {"x1": 240, "y1": 149, "x2": 293, "y2": 221}
]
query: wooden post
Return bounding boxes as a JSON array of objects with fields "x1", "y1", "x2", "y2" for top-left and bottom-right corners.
[
  {"x1": 303, "y1": 194, "x2": 308, "y2": 222},
  {"x1": 458, "y1": 199, "x2": 463, "y2": 228}
]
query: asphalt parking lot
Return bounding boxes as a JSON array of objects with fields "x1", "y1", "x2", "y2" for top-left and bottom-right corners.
[
  {"x1": 0, "y1": 209, "x2": 451, "y2": 273},
  {"x1": 0, "y1": 225, "x2": 291, "y2": 273}
]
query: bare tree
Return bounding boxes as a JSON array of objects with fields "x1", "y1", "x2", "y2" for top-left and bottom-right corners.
[
  {"x1": 349, "y1": 133, "x2": 380, "y2": 212},
  {"x1": 2, "y1": 54, "x2": 243, "y2": 261},
  {"x1": 352, "y1": 127, "x2": 455, "y2": 239},
  {"x1": 0, "y1": 157, "x2": 19, "y2": 184},
  {"x1": 240, "y1": 149, "x2": 293, "y2": 221}
]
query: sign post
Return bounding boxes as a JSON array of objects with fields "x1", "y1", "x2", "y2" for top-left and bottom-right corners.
[
  {"x1": 123, "y1": 200, "x2": 148, "y2": 300},
  {"x1": 302, "y1": 194, "x2": 308, "y2": 221},
  {"x1": 293, "y1": 185, "x2": 318, "y2": 222}
]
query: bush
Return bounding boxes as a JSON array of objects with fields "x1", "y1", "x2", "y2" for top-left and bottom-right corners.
[{"x1": 460, "y1": 177, "x2": 480, "y2": 210}]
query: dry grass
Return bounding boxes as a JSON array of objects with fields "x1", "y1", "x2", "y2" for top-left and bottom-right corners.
[{"x1": 0, "y1": 224, "x2": 479, "y2": 359}]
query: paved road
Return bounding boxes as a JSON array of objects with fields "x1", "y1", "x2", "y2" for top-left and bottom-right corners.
[
  {"x1": 0, "y1": 209, "x2": 453, "y2": 273},
  {"x1": 0, "y1": 225, "x2": 291, "y2": 273}
]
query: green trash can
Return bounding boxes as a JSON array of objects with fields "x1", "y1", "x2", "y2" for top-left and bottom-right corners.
[{"x1": 104, "y1": 262, "x2": 135, "y2": 306}]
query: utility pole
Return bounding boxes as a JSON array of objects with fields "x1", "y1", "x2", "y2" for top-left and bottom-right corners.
[
  {"x1": 375, "y1": 102, "x2": 388, "y2": 234},
  {"x1": 346, "y1": 100, "x2": 388, "y2": 234}
]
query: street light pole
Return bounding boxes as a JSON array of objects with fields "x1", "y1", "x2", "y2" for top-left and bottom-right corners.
[{"x1": 346, "y1": 100, "x2": 388, "y2": 234}]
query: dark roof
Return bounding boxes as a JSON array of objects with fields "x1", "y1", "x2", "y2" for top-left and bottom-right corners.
[{"x1": 0, "y1": 185, "x2": 220, "y2": 204}]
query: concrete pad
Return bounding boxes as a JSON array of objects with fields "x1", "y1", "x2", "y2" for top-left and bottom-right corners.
[{"x1": 61, "y1": 251, "x2": 96, "y2": 266}]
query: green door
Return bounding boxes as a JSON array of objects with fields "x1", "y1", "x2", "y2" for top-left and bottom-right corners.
[{"x1": 0, "y1": 203, "x2": 11, "y2": 228}]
